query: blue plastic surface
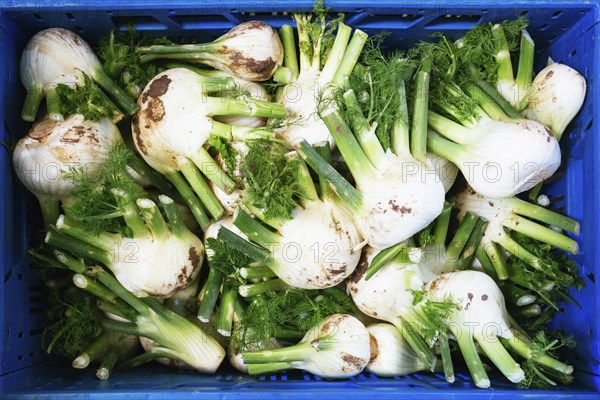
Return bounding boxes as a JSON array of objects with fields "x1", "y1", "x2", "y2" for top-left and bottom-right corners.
[{"x1": 1, "y1": 1, "x2": 599, "y2": 398}]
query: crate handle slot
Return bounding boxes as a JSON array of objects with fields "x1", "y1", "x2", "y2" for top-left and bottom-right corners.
[
  {"x1": 354, "y1": 14, "x2": 424, "y2": 29},
  {"x1": 425, "y1": 14, "x2": 482, "y2": 30},
  {"x1": 170, "y1": 15, "x2": 235, "y2": 30},
  {"x1": 111, "y1": 16, "x2": 167, "y2": 31}
]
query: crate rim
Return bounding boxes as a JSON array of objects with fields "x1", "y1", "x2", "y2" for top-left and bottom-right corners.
[
  {"x1": 2, "y1": 0, "x2": 600, "y2": 12},
  {"x1": 1, "y1": 0, "x2": 600, "y2": 397}
]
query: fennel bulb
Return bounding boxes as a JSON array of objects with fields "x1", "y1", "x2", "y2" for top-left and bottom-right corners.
[
  {"x1": 524, "y1": 63, "x2": 587, "y2": 140},
  {"x1": 427, "y1": 270, "x2": 573, "y2": 388},
  {"x1": 220, "y1": 153, "x2": 364, "y2": 290},
  {"x1": 275, "y1": 16, "x2": 367, "y2": 145},
  {"x1": 20, "y1": 28, "x2": 137, "y2": 121},
  {"x1": 137, "y1": 314, "x2": 228, "y2": 371},
  {"x1": 422, "y1": 25, "x2": 560, "y2": 198},
  {"x1": 220, "y1": 196, "x2": 364, "y2": 290},
  {"x1": 44, "y1": 254, "x2": 226, "y2": 374},
  {"x1": 366, "y1": 323, "x2": 429, "y2": 377},
  {"x1": 299, "y1": 105, "x2": 445, "y2": 249},
  {"x1": 346, "y1": 246, "x2": 438, "y2": 370},
  {"x1": 13, "y1": 114, "x2": 121, "y2": 225},
  {"x1": 428, "y1": 113, "x2": 561, "y2": 199},
  {"x1": 298, "y1": 53, "x2": 445, "y2": 249},
  {"x1": 348, "y1": 221, "x2": 484, "y2": 385},
  {"x1": 241, "y1": 314, "x2": 370, "y2": 378},
  {"x1": 50, "y1": 194, "x2": 204, "y2": 298},
  {"x1": 270, "y1": 198, "x2": 364, "y2": 288},
  {"x1": 454, "y1": 186, "x2": 579, "y2": 278},
  {"x1": 138, "y1": 21, "x2": 283, "y2": 81},
  {"x1": 133, "y1": 68, "x2": 286, "y2": 229}
]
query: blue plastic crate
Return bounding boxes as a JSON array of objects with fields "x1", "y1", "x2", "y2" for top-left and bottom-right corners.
[{"x1": 1, "y1": 0, "x2": 599, "y2": 398}]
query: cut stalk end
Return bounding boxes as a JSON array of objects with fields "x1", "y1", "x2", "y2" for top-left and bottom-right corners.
[
  {"x1": 96, "y1": 367, "x2": 110, "y2": 380},
  {"x1": 72, "y1": 354, "x2": 90, "y2": 369}
]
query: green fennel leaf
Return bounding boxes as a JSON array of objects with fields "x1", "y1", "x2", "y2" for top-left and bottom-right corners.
[
  {"x1": 206, "y1": 237, "x2": 254, "y2": 276},
  {"x1": 411, "y1": 289, "x2": 428, "y2": 306},
  {"x1": 207, "y1": 136, "x2": 238, "y2": 177},
  {"x1": 458, "y1": 17, "x2": 528, "y2": 85},
  {"x1": 98, "y1": 28, "x2": 172, "y2": 99},
  {"x1": 331, "y1": 34, "x2": 413, "y2": 150},
  {"x1": 56, "y1": 74, "x2": 121, "y2": 121},
  {"x1": 417, "y1": 223, "x2": 435, "y2": 247},
  {"x1": 237, "y1": 287, "x2": 355, "y2": 350},
  {"x1": 293, "y1": 0, "x2": 344, "y2": 70},
  {"x1": 419, "y1": 297, "x2": 460, "y2": 345},
  {"x1": 240, "y1": 140, "x2": 301, "y2": 222},
  {"x1": 42, "y1": 286, "x2": 104, "y2": 358},
  {"x1": 518, "y1": 330, "x2": 575, "y2": 389},
  {"x1": 411, "y1": 35, "x2": 479, "y2": 124},
  {"x1": 64, "y1": 141, "x2": 146, "y2": 235}
]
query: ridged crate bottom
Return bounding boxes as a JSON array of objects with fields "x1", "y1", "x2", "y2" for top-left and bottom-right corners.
[{"x1": 2, "y1": 363, "x2": 599, "y2": 399}]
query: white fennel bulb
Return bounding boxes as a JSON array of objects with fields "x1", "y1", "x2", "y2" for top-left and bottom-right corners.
[
  {"x1": 426, "y1": 271, "x2": 521, "y2": 387},
  {"x1": 205, "y1": 21, "x2": 283, "y2": 81},
  {"x1": 69, "y1": 267, "x2": 226, "y2": 375},
  {"x1": 241, "y1": 314, "x2": 370, "y2": 378},
  {"x1": 20, "y1": 28, "x2": 137, "y2": 121},
  {"x1": 226, "y1": 172, "x2": 365, "y2": 290},
  {"x1": 299, "y1": 107, "x2": 445, "y2": 250},
  {"x1": 275, "y1": 17, "x2": 367, "y2": 146},
  {"x1": 353, "y1": 152, "x2": 445, "y2": 249},
  {"x1": 220, "y1": 154, "x2": 364, "y2": 290},
  {"x1": 347, "y1": 247, "x2": 424, "y2": 326},
  {"x1": 426, "y1": 270, "x2": 574, "y2": 388},
  {"x1": 428, "y1": 115, "x2": 561, "y2": 199},
  {"x1": 524, "y1": 63, "x2": 586, "y2": 140},
  {"x1": 298, "y1": 57, "x2": 446, "y2": 249},
  {"x1": 138, "y1": 312, "x2": 229, "y2": 371},
  {"x1": 133, "y1": 68, "x2": 285, "y2": 228},
  {"x1": 270, "y1": 199, "x2": 365, "y2": 289},
  {"x1": 453, "y1": 186, "x2": 579, "y2": 276},
  {"x1": 108, "y1": 233, "x2": 202, "y2": 298},
  {"x1": 427, "y1": 152, "x2": 458, "y2": 193},
  {"x1": 366, "y1": 323, "x2": 429, "y2": 376},
  {"x1": 13, "y1": 114, "x2": 120, "y2": 224},
  {"x1": 347, "y1": 245, "x2": 447, "y2": 372},
  {"x1": 137, "y1": 21, "x2": 283, "y2": 81},
  {"x1": 51, "y1": 195, "x2": 204, "y2": 298}
]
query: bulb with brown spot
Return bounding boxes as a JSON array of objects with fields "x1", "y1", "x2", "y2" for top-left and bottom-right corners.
[
  {"x1": 366, "y1": 323, "x2": 428, "y2": 376},
  {"x1": 347, "y1": 246, "x2": 424, "y2": 326},
  {"x1": 13, "y1": 114, "x2": 121, "y2": 201},
  {"x1": 524, "y1": 63, "x2": 587, "y2": 139},
  {"x1": 207, "y1": 21, "x2": 283, "y2": 81}
]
